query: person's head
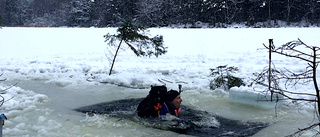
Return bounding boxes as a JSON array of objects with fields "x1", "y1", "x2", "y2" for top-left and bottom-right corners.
[{"x1": 166, "y1": 90, "x2": 182, "y2": 108}]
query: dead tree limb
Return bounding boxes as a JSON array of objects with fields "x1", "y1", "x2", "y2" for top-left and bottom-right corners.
[{"x1": 253, "y1": 39, "x2": 320, "y2": 136}]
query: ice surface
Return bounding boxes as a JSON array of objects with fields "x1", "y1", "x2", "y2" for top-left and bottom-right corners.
[
  {"x1": 229, "y1": 88, "x2": 283, "y2": 108},
  {"x1": 0, "y1": 27, "x2": 319, "y2": 136}
]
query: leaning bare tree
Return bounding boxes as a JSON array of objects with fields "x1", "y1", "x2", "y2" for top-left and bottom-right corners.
[{"x1": 252, "y1": 39, "x2": 320, "y2": 136}]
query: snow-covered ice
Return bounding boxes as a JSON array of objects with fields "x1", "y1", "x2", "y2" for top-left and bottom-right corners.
[{"x1": 0, "y1": 27, "x2": 319, "y2": 136}]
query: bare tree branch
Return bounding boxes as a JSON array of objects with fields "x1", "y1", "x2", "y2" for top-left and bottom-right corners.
[
  {"x1": 0, "y1": 80, "x2": 20, "y2": 94},
  {"x1": 256, "y1": 39, "x2": 320, "y2": 136},
  {"x1": 286, "y1": 122, "x2": 320, "y2": 137}
]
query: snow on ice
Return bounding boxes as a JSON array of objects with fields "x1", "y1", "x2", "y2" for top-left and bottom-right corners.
[{"x1": 0, "y1": 27, "x2": 320, "y2": 136}]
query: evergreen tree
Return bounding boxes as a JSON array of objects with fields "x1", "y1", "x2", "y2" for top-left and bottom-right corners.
[
  {"x1": 68, "y1": 0, "x2": 93, "y2": 27},
  {"x1": 104, "y1": 21, "x2": 167, "y2": 75},
  {"x1": 160, "y1": 0, "x2": 179, "y2": 26},
  {"x1": 90, "y1": 0, "x2": 112, "y2": 27},
  {"x1": 136, "y1": 0, "x2": 163, "y2": 27},
  {"x1": 0, "y1": 15, "x2": 3, "y2": 25},
  {"x1": 209, "y1": 65, "x2": 245, "y2": 90},
  {"x1": 0, "y1": 0, "x2": 319, "y2": 27},
  {"x1": 3, "y1": 0, "x2": 20, "y2": 25},
  {"x1": 250, "y1": 0, "x2": 269, "y2": 24},
  {"x1": 303, "y1": 0, "x2": 320, "y2": 24}
]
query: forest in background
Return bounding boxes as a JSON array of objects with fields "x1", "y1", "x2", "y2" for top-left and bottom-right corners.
[{"x1": 0, "y1": 0, "x2": 320, "y2": 28}]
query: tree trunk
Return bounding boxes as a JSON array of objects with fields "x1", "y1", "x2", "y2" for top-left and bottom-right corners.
[
  {"x1": 312, "y1": 47, "x2": 320, "y2": 124},
  {"x1": 286, "y1": 0, "x2": 291, "y2": 24},
  {"x1": 269, "y1": 39, "x2": 273, "y2": 101},
  {"x1": 109, "y1": 40, "x2": 123, "y2": 75}
]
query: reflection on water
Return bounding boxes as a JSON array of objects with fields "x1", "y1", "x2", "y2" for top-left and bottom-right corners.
[{"x1": 2, "y1": 80, "x2": 315, "y2": 137}]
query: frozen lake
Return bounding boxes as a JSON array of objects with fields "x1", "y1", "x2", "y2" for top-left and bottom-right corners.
[
  {"x1": 0, "y1": 79, "x2": 314, "y2": 137},
  {"x1": 1, "y1": 27, "x2": 319, "y2": 136}
]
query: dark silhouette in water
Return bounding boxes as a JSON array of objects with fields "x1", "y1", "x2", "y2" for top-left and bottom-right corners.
[{"x1": 75, "y1": 98, "x2": 268, "y2": 137}]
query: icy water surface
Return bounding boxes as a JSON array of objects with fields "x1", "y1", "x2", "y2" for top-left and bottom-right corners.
[{"x1": 1, "y1": 80, "x2": 315, "y2": 136}]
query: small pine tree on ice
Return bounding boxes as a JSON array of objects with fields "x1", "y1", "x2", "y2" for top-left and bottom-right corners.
[
  {"x1": 104, "y1": 21, "x2": 167, "y2": 75},
  {"x1": 209, "y1": 65, "x2": 245, "y2": 90}
]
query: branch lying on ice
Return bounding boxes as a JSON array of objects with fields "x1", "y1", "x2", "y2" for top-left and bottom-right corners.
[
  {"x1": 0, "y1": 72, "x2": 6, "y2": 81},
  {"x1": 0, "y1": 80, "x2": 20, "y2": 94},
  {"x1": 158, "y1": 79, "x2": 188, "y2": 85},
  {"x1": 99, "y1": 81, "x2": 149, "y2": 89},
  {"x1": 158, "y1": 79, "x2": 173, "y2": 85},
  {"x1": 286, "y1": 122, "x2": 320, "y2": 137},
  {"x1": 254, "y1": 81, "x2": 316, "y2": 97}
]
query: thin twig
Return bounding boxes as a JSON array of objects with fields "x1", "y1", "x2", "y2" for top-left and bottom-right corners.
[{"x1": 0, "y1": 80, "x2": 20, "y2": 94}]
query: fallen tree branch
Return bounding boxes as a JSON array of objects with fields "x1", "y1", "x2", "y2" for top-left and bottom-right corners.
[
  {"x1": 0, "y1": 80, "x2": 20, "y2": 94},
  {"x1": 286, "y1": 122, "x2": 320, "y2": 137}
]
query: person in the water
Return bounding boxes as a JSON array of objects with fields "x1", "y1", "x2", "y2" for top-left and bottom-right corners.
[
  {"x1": 136, "y1": 86, "x2": 183, "y2": 118},
  {"x1": 159, "y1": 90, "x2": 183, "y2": 116}
]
